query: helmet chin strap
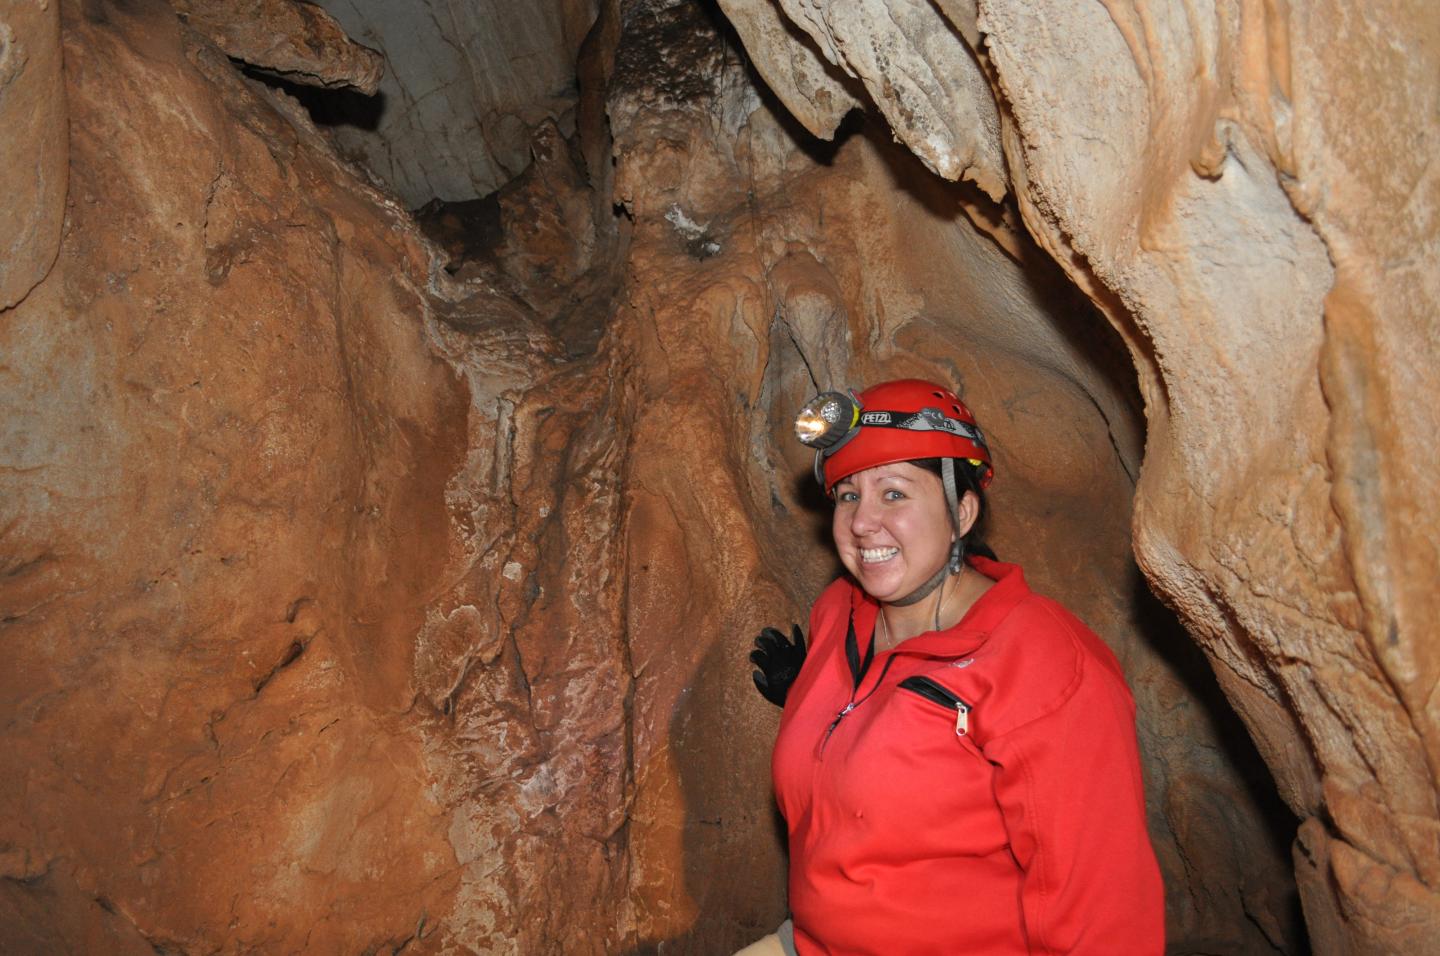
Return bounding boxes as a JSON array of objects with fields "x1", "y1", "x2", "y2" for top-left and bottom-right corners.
[
  {"x1": 889, "y1": 458, "x2": 965, "y2": 607},
  {"x1": 888, "y1": 561, "x2": 949, "y2": 606}
]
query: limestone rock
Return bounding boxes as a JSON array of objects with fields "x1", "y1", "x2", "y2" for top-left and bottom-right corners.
[
  {"x1": 720, "y1": 0, "x2": 1440, "y2": 950},
  {"x1": 2, "y1": 0, "x2": 467, "y2": 949},
  {"x1": 7, "y1": 0, "x2": 1433, "y2": 952},
  {"x1": 310, "y1": 0, "x2": 599, "y2": 205},
  {"x1": 716, "y1": 0, "x2": 1008, "y2": 199},
  {"x1": 0, "y1": 0, "x2": 67, "y2": 310},
  {"x1": 713, "y1": 0, "x2": 861, "y2": 140},
  {"x1": 1, "y1": 0, "x2": 649, "y2": 949},
  {"x1": 170, "y1": 0, "x2": 384, "y2": 93}
]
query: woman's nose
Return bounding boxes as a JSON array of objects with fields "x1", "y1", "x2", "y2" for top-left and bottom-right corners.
[{"x1": 849, "y1": 496, "x2": 881, "y2": 535}]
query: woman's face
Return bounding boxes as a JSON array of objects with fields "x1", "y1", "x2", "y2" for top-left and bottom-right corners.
[{"x1": 831, "y1": 462, "x2": 955, "y2": 603}]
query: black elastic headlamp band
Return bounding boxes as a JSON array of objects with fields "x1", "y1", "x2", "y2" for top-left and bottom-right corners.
[{"x1": 850, "y1": 408, "x2": 988, "y2": 449}]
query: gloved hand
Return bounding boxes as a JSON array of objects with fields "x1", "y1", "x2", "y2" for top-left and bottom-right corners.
[{"x1": 750, "y1": 624, "x2": 807, "y2": 707}]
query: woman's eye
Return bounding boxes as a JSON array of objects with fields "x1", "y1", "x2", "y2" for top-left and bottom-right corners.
[
  {"x1": 883, "y1": 489, "x2": 906, "y2": 501},
  {"x1": 837, "y1": 490, "x2": 859, "y2": 503}
]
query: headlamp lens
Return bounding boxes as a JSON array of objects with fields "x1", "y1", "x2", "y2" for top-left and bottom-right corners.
[{"x1": 795, "y1": 391, "x2": 858, "y2": 449}]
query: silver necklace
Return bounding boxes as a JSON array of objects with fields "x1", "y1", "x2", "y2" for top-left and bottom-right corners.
[{"x1": 881, "y1": 565, "x2": 967, "y2": 649}]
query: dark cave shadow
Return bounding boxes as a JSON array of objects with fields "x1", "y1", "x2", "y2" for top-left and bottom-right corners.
[
  {"x1": 856, "y1": 114, "x2": 1013, "y2": 240},
  {"x1": 1127, "y1": 566, "x2": 1311, "y2": 954},
  {"x1": 790, "y1": 467, "x2": 840, "y2": 560},
  {"x1": 240, "y1": 66, "x2": 387, "y2": 131},
  {"x1": 619, "y1": 637, "x2": 791, "y2": 956},
  {"x1": 1001, "y1": 220, "x2": 1150, "y2": 482}
]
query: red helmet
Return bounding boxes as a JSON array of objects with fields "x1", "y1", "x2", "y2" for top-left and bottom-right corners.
[{"x1": 795, "y1": 379, "x2": 993, "y2": 492}]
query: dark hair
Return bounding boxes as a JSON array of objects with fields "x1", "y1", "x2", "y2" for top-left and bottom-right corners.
[{"x1": 910, "y1": 458, "x2": 996, "y2": 561}]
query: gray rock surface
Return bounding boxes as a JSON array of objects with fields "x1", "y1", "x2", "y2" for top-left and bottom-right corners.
[
  {"x1": 716, "y1": 0, "x2": 1006, "y2": 199},
  {"x1": 313, "y1": 0, "x2": 598, "y2": 205}
]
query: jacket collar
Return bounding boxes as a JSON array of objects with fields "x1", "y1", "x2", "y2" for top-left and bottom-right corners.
[{"x1": 848, "y1": 555, "x2": 1031, "y2": 659}]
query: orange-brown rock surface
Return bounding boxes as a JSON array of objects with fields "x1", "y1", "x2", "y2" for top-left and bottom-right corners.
[
  {"x1": 717, "y1": 0, "x2": 1440, "y2": 953},
  {"x1": 1, "y1": 1, "x2": 471, "y2": 950},
  {"x1": 3, "y1": 0, "x2": 1433, "y2": 953},
  {"x1": 1, "y1": 0, "x2": 67, "y2": 310},
  {"x1": 169, "y1": 0, "x2": 384, "y2": 94},
  {"x1": 609, "y1": 4, "x2": 1297, "y2": 951}
]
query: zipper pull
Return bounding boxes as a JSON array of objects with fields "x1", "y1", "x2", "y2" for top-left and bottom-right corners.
[
  {"x1": 954, "y1": 701, "x2": 970, "y2": 737},
  {"x1": 825, "y1": 701, "x2": 856, "y2": 733},
  {"x1": 819, "y1": 701, "x2": 859, "y2": 755}
]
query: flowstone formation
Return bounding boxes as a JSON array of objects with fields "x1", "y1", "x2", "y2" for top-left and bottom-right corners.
[
  {"x1": 0, "y1": 0, "x2": 631, "y2": 951},
  {"x1": 3, "y1": 0, "x2": 1434, "y2": 953}
]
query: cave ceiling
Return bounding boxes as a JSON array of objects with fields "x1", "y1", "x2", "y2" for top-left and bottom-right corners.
[{"x1": 311, "y1": 0, "x2": 599, "y2": 205}]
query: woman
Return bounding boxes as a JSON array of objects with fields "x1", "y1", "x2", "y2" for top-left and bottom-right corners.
[{"x1": 743, "y1": 379, "x2": 1164, "y2": 955}]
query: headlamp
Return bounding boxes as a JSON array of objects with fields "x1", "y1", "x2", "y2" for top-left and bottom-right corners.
[
  {"x1": 794, "y1": 391, "x2": 861, "y2": 450},
  {"x1": 793, "y1": 378, "x2": 994, "y2": 492}
]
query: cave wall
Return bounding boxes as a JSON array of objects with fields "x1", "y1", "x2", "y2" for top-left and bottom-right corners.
[
  {"x1": 716, "y1": 0, "x2": 1440, "y2": 953},
  {"x1": 2, "y1": 0, "x2": 1435, "y2": 953},
  {"x1": 0, "y1": 0, "x2": 67, "y2": 310},
  {"x1": 0, "y1": 1, "x2": 643, "y2": 951},
  {"x1": 0, "y1": 1, "x2": 474, "y2": 950},
  {"x1": 608, "y1": 3, "x2": 1297, "y2": 951}
]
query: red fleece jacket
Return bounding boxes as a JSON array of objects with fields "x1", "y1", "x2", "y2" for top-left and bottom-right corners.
[{"x1": 772, "y1": 557, "x2": 1164, "y2": 955}]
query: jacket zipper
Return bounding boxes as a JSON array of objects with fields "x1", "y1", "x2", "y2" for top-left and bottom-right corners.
[
  {"x1": 898, "y1": 675, "x2": 972, "y2": 737},
  {"x1": 819, "y1": 654, "x2": 899, "y2": 756}
]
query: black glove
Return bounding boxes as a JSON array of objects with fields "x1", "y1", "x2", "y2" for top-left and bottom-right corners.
[{"x1": 750, "y1": 624, "x2": 807, "y2": 707}]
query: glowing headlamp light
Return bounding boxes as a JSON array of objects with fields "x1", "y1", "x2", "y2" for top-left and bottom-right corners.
[{"x1": 794, "y1": 391, "x2": 862, "y2": 450}]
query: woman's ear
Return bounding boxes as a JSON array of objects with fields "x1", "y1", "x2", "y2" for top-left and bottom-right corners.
[{"x1": 954, "y1": 489, "x2": 980, "y2": 538}]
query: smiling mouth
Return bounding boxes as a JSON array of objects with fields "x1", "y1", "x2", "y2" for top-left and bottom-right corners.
[{"x1": 860, "y1": 547, "x2": 899, "y2": 564}]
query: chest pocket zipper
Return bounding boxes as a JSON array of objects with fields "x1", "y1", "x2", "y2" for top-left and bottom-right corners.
[{"x1": 898, "y1": 675, "x2": 972, "y2": 737}]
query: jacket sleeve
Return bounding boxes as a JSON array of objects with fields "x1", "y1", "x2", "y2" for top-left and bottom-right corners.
[{"x1": 983, "y1": 651, "x2": 1165, "y2": 954}]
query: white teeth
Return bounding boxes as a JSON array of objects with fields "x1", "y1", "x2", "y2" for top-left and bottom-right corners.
[{"x1": 860, "y1": 547, "x2": 899, "y2": 563}]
